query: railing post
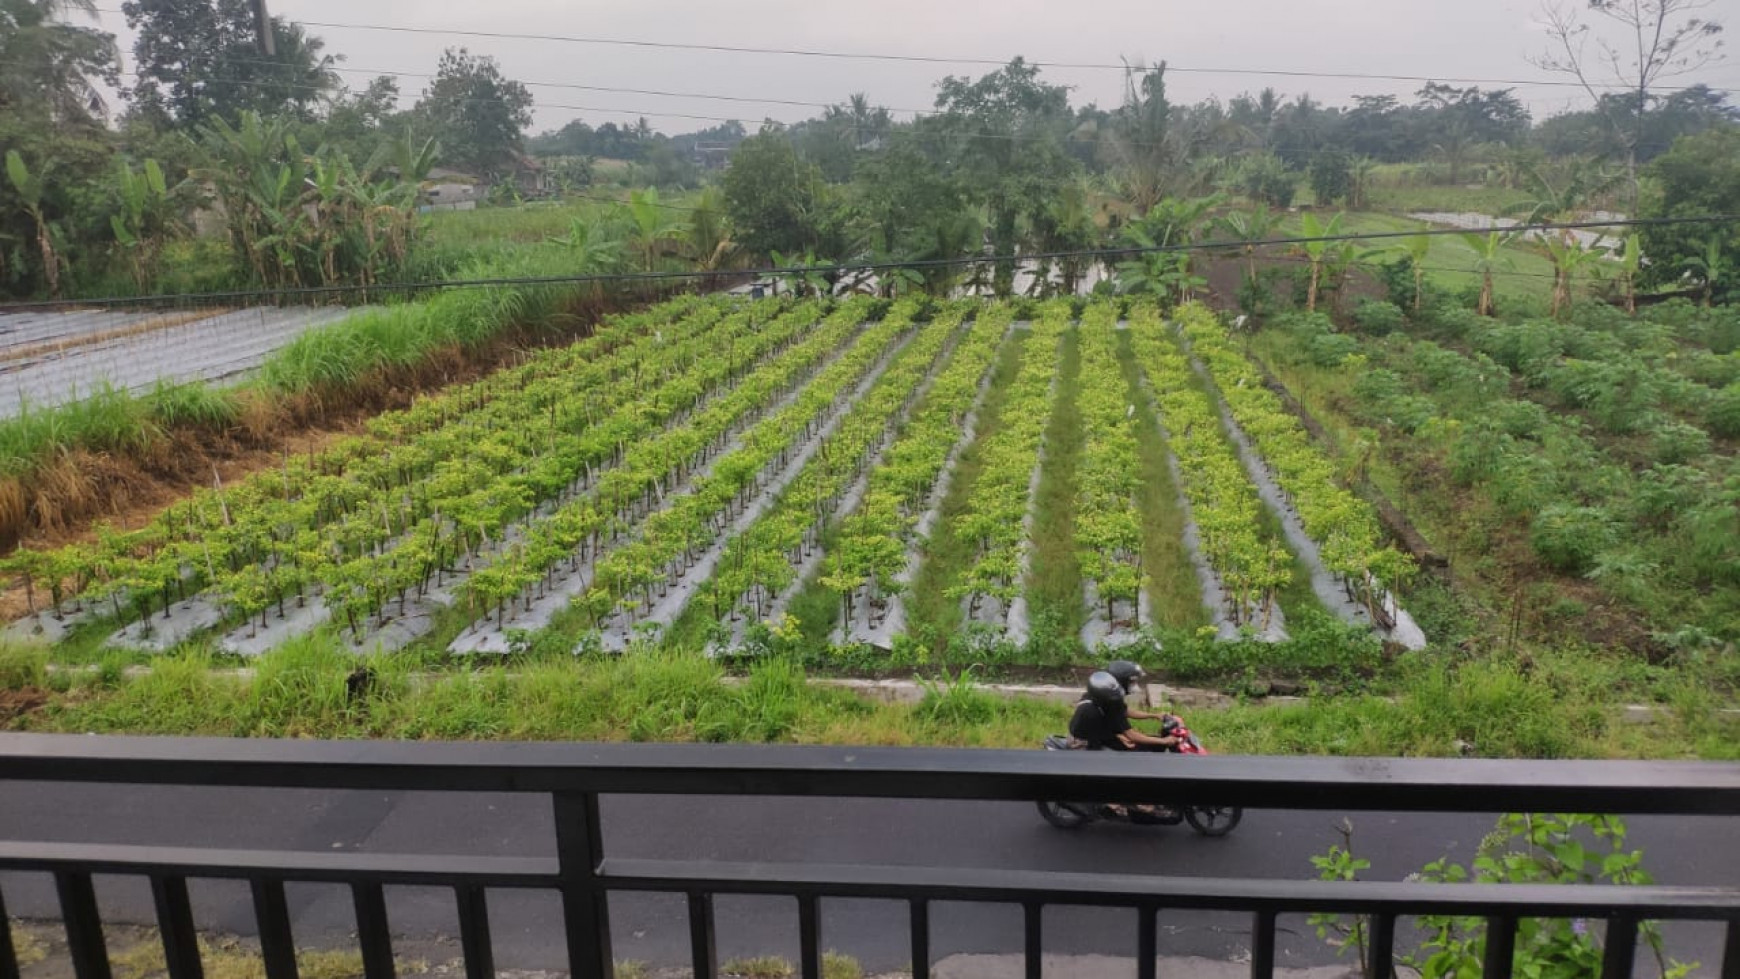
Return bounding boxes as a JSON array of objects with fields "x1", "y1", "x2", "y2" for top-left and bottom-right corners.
[
  {"x1": 1483, "y1": 917, "x2": 1517, "y2": 979},
  {"x1": 1367, "y1": 914, "x2": 1395, "y2": 979},
  {"x1": 453, "y1": 886, "x2": 494, "y2": 979},
  {"x1": 150, "y1": 876, "x2": 204, "y2": 979},
  {"x1": 1250, "y1": 910, "x2": 1276, "y2": 979},
  {"x1": 687, "y1": 893, "x2": 716, "y2": 979},
  {"x1": 1721, "y1": 919, "x2": 1739, "y2": 979},
  {"x1": 55, "y1": 872, "x2": 112, "y2": 979},
  {"x1": 1023, "y1": 902, "x2": 1042, "y2": 979},
  {"x1": 250, "y1": 880, "x2": 298, "y2": 979},
  {"x1": 798, "y1": 895, "x2": 821, "y2": 979},
  {"x1": 910, "y1": 900, "x2": 930, "y2": 979},
  {"x1": 1601, "y1": 916, "x2": 1637, "y2": 979},
  {"x1": 1137, "y1": 904, "x2": 1158, "y2": 979},
  {"x1": 351, "y1": 883, "x2": 395, "y2": 979},
  {"x1": 0, "y1": 883, "x2": 20, "y2": 979},
  {"x1": 552, "y1": 791, "x2": 612, "y2": 979}
]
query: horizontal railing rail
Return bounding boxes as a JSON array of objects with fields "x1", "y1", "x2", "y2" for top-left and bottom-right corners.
[{"x1": 2, "y1": 733, "x2": 1738, "y2": 979}]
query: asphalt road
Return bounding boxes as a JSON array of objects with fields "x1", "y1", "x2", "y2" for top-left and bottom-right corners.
[{"x1": 2, "y1": 780, "x2": 1736, "y2": 974}]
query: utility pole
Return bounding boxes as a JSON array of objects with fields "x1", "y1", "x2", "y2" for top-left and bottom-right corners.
[{"x1": 252, "y1": 0, "x2": 275, "y2": 56}]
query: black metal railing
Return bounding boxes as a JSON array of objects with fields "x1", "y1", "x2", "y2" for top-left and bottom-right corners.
[{"x1": 2, "y1": 734, "x2": 1739, "y2": 979}]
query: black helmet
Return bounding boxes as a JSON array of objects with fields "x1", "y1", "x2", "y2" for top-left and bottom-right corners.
[
  {"x1": 1086, "y1": 671, "x2": 1125, "y2": 708},
  {"x1": 1106, "y1": 660, "x2": 1146, "y2": 692}
]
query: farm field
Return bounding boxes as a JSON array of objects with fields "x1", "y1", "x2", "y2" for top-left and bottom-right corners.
[{"x1": 0, "y1": 294, "x2": 1428, "y2": 670}]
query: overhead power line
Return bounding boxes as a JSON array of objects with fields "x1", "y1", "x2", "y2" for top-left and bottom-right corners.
[
  {"x1": 88, "y1": 6, "x2": 1736, "y2": 95},
  {"x1": 4, "y1": 214, "x2": 1726, "y2": 312}
]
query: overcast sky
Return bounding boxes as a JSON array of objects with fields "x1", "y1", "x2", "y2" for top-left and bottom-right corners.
[{"x1": 85, "y1": 0, "x2": 1740, "y2": 134}]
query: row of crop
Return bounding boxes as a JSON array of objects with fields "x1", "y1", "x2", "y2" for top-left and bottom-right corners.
[
  {"x1": 310, "y1": 299, "x2": 849, "y2": 638},
  {"x1": 695, "y1": 304, "x2": 980, "y2": 626},
  {"x1": 1178, "y1": 302, "x2": 1414, "y2": 619},
  {"x1": 0, "y1": 296, "x2": 730, "y2": 624},
  {"x1": 572, "y1": 299, "x2": 923, "y2": 628},
  {"x1": 451, "y1": 298, "x2": 880, "y2": 632},
  {"x1": 823, "y1": 305, "x2": 1017, "y2": 629},
  {"x1": 1128, "y1": 304, "x2": 1286, "y2": 627},
  {"x1": 1072, "y1": 303, "x2": 1146, "y2": 628},
  {"x1": 185, "y1": 299, "x2": 816, "y2": 636},
  {"x1": 949, "y1": 302, "x2": 1070, "y2": 613}
]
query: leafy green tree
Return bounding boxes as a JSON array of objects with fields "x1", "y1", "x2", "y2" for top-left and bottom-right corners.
[
  {"x1": 1235, "y1": 152, "x2": 1297, "y2": 208},
  {"x1": 0, "y1": 0, "x2": 118, "y2": 123},
  {"x1": 1534, "y1": 0, "x2": 1726, "y2": 210},
  {"x1": 121, "y1": 0, "x2": 339, "y2": 125},
  {"x1": 1641, "y1": 128, "x2": 1740, "y2": 299},
  {"x1": 722, "y1": 131, "x2": 832, "y2": 260},
  {"x1": 413, "y1": 47, "x2": 533, "y2": 178},
  {"x1": 1308, "y1": 151, "x2": 1353, "y2": 206},
  {"x1": 932, "y1": 57, "x2": 1077, "y2": 295},
  {"x1": 1462, "y1": 229, "x2": 1516, "y2": 316}
]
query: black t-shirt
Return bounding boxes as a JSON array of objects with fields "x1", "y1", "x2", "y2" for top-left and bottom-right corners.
[{"x1": 1068, "y1": 699, "x2": 1132, "y2": 750}]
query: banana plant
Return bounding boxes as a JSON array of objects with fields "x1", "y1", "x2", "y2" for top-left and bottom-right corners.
[
  {"x1": 770, "y1": 249, "x2": 831, "y2": 297},
  {"x1": 1541, "y1": 234, "x2": 1601, "y2": 319},
  {"x1": 1215, "y1": 204, "x2": 1280, "y2": 283},
  {"x1": 1612, "y1": 234, "x2": 1642, "y2": 315},
  {"x1": 109, "y1": 157, "x2": 181, "y2": 292},
  {"x1": 1460, "y1": 229, "x2": 1516, "y2": 317},
  {"x1": 1681, "y1": 237, "x2": 1728, "y2": 309},
  {"x1": 1296, "y1": 211, "x2": 1344, "y2": 313},
  {"x1": 5, "y1": 149, "x2": 61, "y2": 298},
  {"x1": 1398, "y1": 232, "x2": 1432, "y2": 313}
]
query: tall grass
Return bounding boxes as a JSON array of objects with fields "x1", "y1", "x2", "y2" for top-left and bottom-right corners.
[{"x1": 7, "y1": 634, "x2": 1733, "y2": 760}]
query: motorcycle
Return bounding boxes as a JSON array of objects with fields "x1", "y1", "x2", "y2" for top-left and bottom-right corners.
[{"x1": 1035, "y1": 714, "x2": 1244, "y2": 836}]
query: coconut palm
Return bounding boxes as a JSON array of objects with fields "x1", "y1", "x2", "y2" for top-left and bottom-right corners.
[{"x1": 623, "y1": 187, "x2": 687, "y2": 274}]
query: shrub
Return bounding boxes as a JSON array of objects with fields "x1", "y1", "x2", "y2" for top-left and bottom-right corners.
[
  {"x1": 1352, "y1": 299, "x2": 1405, "y2": 336},
  {"x1": 1707, "y1": 383, "x2": 1740, "y2": 438},
  {"x1": 1651, "y1": 420, "x2": 1712, "y2": 465},
  {"x1": 1529, "y1": 505, "x2": 1619, "y2": 575},
  {"x1": 1306, "y1": 332, "x2": 1359, "y2": 366},
  {"x1": 1237, "y1": 153, "x2": 1297, "y2": 209}
]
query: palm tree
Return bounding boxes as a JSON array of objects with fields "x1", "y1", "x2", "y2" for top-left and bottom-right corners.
[
  {"x1": 624, "y1": 187, "x2": 687, "y2": 274},
  {"x1": 1541, "y1": 235, "x2": 1600, "y2": 319},
  {"x1": 0, "y1": 0, "x2": 117, "y2": 123},
  {"x1": 683, "y1": 186, "x2": 738, "y2": 287}
]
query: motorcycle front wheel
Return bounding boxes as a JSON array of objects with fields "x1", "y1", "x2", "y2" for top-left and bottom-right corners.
[
  {"x1": 1184, "y1": 806, "x2": 1243, "y2": 837},
  {"x1": 1036, "y1": 800, "x2": 1090, "y2": 829}
]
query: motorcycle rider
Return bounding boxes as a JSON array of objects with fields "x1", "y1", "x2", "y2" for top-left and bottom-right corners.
[
  {"x1": 1105, "y1": 659, "x2": 1169, "y2": 724},
  {"x1": 1069, "y1": 671, "x2": 1180, "y2": 752},
  {"x1": 1068, "y1": 671, "x2": 1179, "y2": 820}
]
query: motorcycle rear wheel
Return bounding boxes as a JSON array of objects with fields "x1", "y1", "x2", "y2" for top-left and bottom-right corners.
[
  {"x1": 1184, "y1": 805, "x2": 1243, "y2": 837},
  {"x1": 1036, "y1": 800, "x2": 1090, "y2": 829}
]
